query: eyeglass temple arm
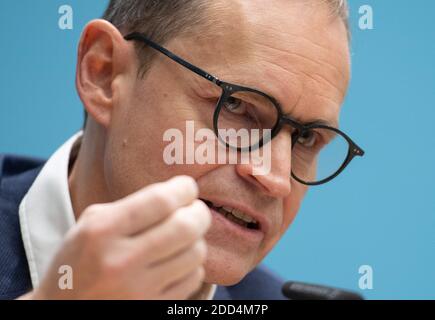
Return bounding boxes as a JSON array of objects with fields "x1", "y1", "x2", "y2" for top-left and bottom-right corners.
[{"x1": 124, "y1": 33, "x2": 222, "y2": 86}]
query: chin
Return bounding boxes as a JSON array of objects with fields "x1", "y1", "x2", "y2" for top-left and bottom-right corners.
[{"x1": 202, "y1": 241, "x2": 259, "y2": 286}]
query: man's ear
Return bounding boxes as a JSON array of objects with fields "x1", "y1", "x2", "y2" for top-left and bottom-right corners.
[{"x1": 76, "y1": 19, "x2": 131, "y2": 128}]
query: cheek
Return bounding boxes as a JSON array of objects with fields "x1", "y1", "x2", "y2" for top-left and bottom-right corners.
[
  {"x1": 256, "y1": 183, "x2": 307, "y2": 263},
  {"x1": 281, "y1": 183, "x2": 307, "y2": 232},
  {"x1": 266, "y1": 183, "x2": 307, "y2": 248},
  {"x1": 104, "y1": 83, "x2": 219, "y2": 199}
]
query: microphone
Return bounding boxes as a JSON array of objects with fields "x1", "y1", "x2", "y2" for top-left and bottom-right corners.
[{"x1": 282, "y1": 281, "x2": 364, "y2": 300}]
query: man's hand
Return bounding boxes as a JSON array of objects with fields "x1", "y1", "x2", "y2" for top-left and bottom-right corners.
[{"x1": 30, "y1": 176, "x2": 211, "y2": 299}]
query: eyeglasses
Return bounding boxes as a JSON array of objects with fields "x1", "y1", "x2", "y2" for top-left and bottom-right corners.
[{"x1": 124, "y1": 32, "x2": 365, "y2": 186}]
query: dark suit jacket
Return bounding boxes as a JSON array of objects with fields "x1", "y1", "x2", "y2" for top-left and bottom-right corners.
[{"x1": 0, "y1": 154, "x2": 286, "y2": 300}]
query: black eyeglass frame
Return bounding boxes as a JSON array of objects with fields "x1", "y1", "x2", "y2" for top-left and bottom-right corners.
[{"x1": 124, "y1": 32, "x2": 365, "y2": 186}]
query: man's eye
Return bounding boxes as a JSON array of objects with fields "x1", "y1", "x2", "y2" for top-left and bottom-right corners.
[
  {"x1": 297, "y1": 130, "x2": 318, "y2": 148},
  {"x1": 223, "y1": 97, "x2": 247, "y2": 115}
]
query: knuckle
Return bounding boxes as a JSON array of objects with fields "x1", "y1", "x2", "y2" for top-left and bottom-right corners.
[
  {"x1": 102, "y1": 259, "x2": 123, "y2": 277},
  {"x1": 77, "y1": 223, "x2": 97, "y2": 241},
  {"x1": 173, "y1": 214, "x2": 199, "y2": 240},
  {"x1": 102, "y1": 254, "x2": 132, "y2": 276},
  {"x1": 191, "y1": 240, "x2": 207, "y2": 263},
  {"x1": 175, "y1": 175, "x2": 198, "y2": 193},
  {"x1": 195, "y1": 199, "x2": 209, "y2": 212},
  {"x1": 78, "y1": 213, "x2": 112, "y2": 241},
  {"x1": 142, "y1": 233, "x2": 163, "y2": 254},
  {"x1": 149, "y1": 188, "x2": 173, "y2": 212},
  {"x1": 81, "y1": 203, "x2": 102, "y2": 219},
  {"x1": 192, "y1": 200, "x2": 211, "y2": 227},
  {"x1": 200, "y1": 206, "x2": 212, "y2": 228},
  {"x1": 124, "y1": 206, "x2": 141, "y2": 231}
]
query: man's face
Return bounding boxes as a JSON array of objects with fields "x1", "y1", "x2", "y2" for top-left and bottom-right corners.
[{"x1": 104, "y1": 0, "x2": 350, "y2": 285}]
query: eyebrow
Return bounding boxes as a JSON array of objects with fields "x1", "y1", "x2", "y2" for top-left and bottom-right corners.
[
  {"x1": 278, "y1": 102, "x2": 340, "y2": 129},
  {"x1": 242, "y1": 81, "x2": 340, "y2": 129},
  {"x1": 235, "y1": 86, "x2": 340, "y2": 128},
  {"x1": 305, "y1": 118, "x2": 339, "y2": 128}
]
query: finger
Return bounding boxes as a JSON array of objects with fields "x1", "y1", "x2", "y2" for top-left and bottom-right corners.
[
  {"x1": 133, "y1": 199, "x2": 211, "y2": 265},
  {"x1": 160, "y1": 267, "x2": 206, "y2": 300},
  {"x1": 149, "y1": 240, "x2": 207, "y2": 289},
  {"x1": 112, "y1": 175, "x2": 198, "y2": 235}
]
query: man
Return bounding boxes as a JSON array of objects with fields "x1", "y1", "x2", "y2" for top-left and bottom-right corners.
[{"x1": 0, "y1": 0, "x2": 363, "y2": 299}]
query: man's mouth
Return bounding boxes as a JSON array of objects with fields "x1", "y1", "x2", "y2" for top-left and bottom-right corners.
[{"x1": 201, "y1": 199, "x2": 260, "y2": 231}]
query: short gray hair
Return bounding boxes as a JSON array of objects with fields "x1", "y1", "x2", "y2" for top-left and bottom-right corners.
[
  {"x1": 82, "y1": 0, "x2": 349, "y2": 125},
  {"x1": 102, "y1": 0, "x2": 349, "y2": 73},
  {"x1": 103, "y1": 0, "x2": 211, "y2": 75},
  {"x1": 326, "y1": 0, "x2": 350, "y2": 34}
]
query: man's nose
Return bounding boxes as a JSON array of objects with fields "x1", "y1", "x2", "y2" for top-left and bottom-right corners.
[{"x1": 235, "y1": 131, "x2": 292, "y2": 198}]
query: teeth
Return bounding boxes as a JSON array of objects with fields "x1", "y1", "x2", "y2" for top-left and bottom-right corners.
[
  {"x1": 222, "y1": 206, "x2": 256, "y2": 224},
  {"x1": 201, "y1": 199, "x2": 259, "y2": 228}
]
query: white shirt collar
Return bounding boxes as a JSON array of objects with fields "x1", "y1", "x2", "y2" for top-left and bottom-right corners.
[
  {"x1": 18, "y1": 132, "x2": 216, "y2": 299},
  {"x1": 19, "y1": 132, "x2": 80, "y2": 288}
]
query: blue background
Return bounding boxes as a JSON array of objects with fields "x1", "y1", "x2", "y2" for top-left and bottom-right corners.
[{"x1": 1, "y1": 1, "x2": 434, "y2": 299}]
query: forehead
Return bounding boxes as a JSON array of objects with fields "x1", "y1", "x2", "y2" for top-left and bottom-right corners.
[{"x1": 178, "y1": 0, "x2": 350, "y2": 126}]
